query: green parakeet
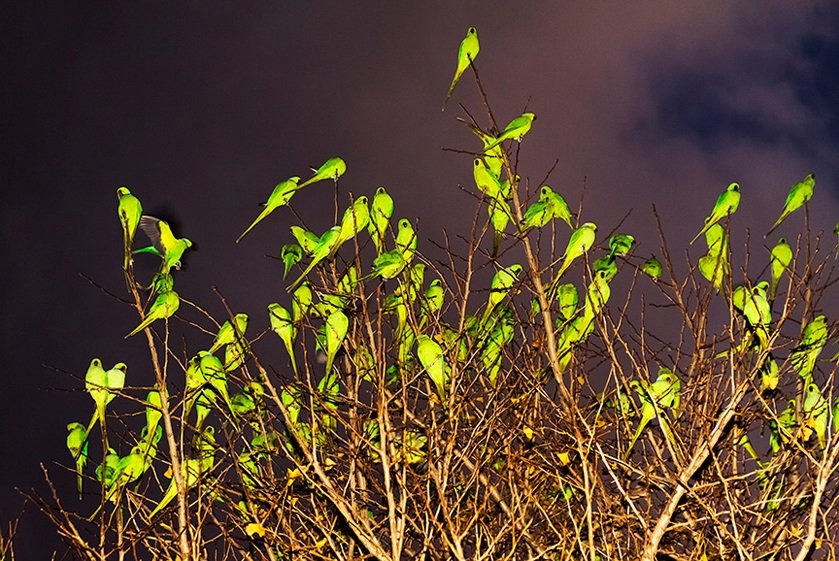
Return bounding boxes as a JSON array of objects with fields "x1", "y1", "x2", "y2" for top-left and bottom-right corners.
[
  {"x1": 624, "y1": 368, "x2": 682, "y2": 461},
  {"x1": 549, "y1": 222, "x2": 597, "y2": 289},
  {"x1": 116, "y1": 447, "x2": 149, "y2": 487},
  {"x1": 95, "y1": 448, "x2": 122, "y2": 491},
  {"x1": 371, "y1": 249, "x2": 409, "y2": 280},
  {"x1": 592, "y1": 255, "x2": 618, "y2": 282},
  {"x1": 803, "y1": 382, "x2": 829, "y2": 448},
  {"x1": 483, "y1": 112, "x2": 537, "y2": 151},
  {"x1": 759, "y1": 354, "x2": 780, "y2": 392},
  {"x1": 422, "y1": 279, "x2": 445, "y2": 319},
  {"x1": 789, "y1": 314, "x2": 828, "y2": 383},
  {"x1": 769, "y1": 237, "x2": 792, "y2": 300},
  {"x1": 769, "y1": 400, "x2": 797, "y2": 454},
  {"x1": 690, "y1": 182, "x2": 740, "y2": 245},
  {"x1": 642, "y1": 257, "x2": 663, "y2": 281},
  {"x1": 335, "y1": 196, "x2": 370, "y2": 253},
  {"x1": 208, "y1": 313, "x2": 249, "y2": 354},
  {"x1": 200, "y1": 351, "x2": 232, "y2": 413},
  {"x1": 608, "y1": 234, "x2": 635, "y2": 259},
  {"x1": 136, "y1": 216, "x2": 193, "y2": 273},
  {"x1": 482, "y1": 264, "x2": 522, "y2": 321},
  {"x1": 555, "y1": 283, "x2": 579, "y2": 320},
  {"x1": 583, "y1": 270, "x2": 611, "y2": 319},
  {"x1": 520, "y1": 188, "x2": 553, "y2": 231},
  {"x1": 297, "y1": 157, "x2": 347, "y2": 189},
  {"x1": 488, "y1": 195, "x2": 512, "y2": 255},
  {"x1": 268, "y1": 303, "x2": 297, "y2": 374},
  {"x1": 698, "y1": 249, "x2": 727, "y2": 293},
  {"x1": 395, "y1": 218, "x2": 417, "y2": 259},
  {"x1": 126, "y1": 290, "x2": 180, "y2": 337},
  {"x1": 767, "y1": 173, "x2": 815, "y2": 235},
  {"x1": 287, "y1": 226, "x2": 342, "y2": 290},
  {"x1": 117, "y1": 186, "x2": 142, "y2": 269},
  {"x1": 742, "y1": 283, "x2": 772, "y2": 348},
  {"x1": 236, "y1": 176, "x2": 301, "y2": 243},
  {"x1": 443, "y1": 26, "x2": 479, "y2": 109},
  {"x1": 148, "y1": 458, "x2": 204, "y2": 519},
  {"x1": 66, "y1": 422, "x2": 88, "y2": 497},
  {"x1": 280, "y1": 243, "x2": 303, "y2": 279},
  {"x1": 223, "y1": 339, "x2": 248, "y2": 372},
  {"x1": 84, "y1": 360, "x2": 127, "y2": 440},
  {"x1": 290, "y1": 225, "x2": 320, "y2": 254},
  {"x1": 704, "y1": 223, "x2": 727, "y2": 255},
  {"x1": 482, "y1": 310, "x2": 515, "y2": 386},
  {"x1": 544, "y1": 186, "x2": 574, "y2": 228},
  {"x1": 473, "y1": 158, "x2": 503, "y2": 197},
  {"x1": 416, "y1": 335, "x2": 448, "y2": 401},
  {"x1": 324, "y1": 309, "x2": 349, "y2": 373},
  {"x1": 150, "y1": 272, "x2": 175, "y2": 295},
  {"x1": 292, "y1": 282, "x2": 313, "y2": 324},
  {"x1": 368, "y1": 186, "x2": 394, "y2": 255},
  {"x1": 141, "y1": 391, "x2": 163, "y2": 459}
]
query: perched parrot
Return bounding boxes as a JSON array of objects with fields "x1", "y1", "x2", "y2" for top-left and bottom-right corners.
[
  {"x1": 443, "y1": 26, "x2": 480, "y2": 109},
  {"x1": 473, "y1": 158, "x2": 503, "y2": 197},
  {"x1": 767, "y1": 173, "x2": 815, "y2": 235},
  {"x1": 85, "y1": 360, "x2": 127, "y2": 442},
  {"x1": 291, "y1": 282, "x2": 313, "y2": 324},
  {"x1": 642, "y1": 257, "x2": 663, "y2": 281},
  {"x1": 544, "y1": 186, "x2": 574, "y2": 228},
  {"x1": 66, "y1": 422, "x2": 88, "y2": 497},
  {"x1": 268, "y1": 303, "x2": 297, "y2": 374},
  {"x1": 608, "y1": 234, "x2": 635, "y2": 259},
  {"x1": 417, "y1": 335, "x2": 448, "y2": 401},
  {"x1": 324, "y1": 310, "x2": 349, "y2": 373},
  {"x1": 624, "y1": 368, "x2": 681, "y2": 461},
  {"x1": 769, "y1": 400, "x2": 797, "y2": 454},
  {"x1": 555, "y1": 283, "x2": 579, "y2": 320},
  {"x1": 759, "y1": 354, "x2": 780, "y2": 392},
  {"x1": 126, "y1": 290, "x2": 180, "y2": 337},
  {"x1": 802, "y1": 382, "x2": 829, "y2": 449},
  {"x1": 482, "y1": 264, "x2": 522, "y2": 321},
  {"x1": 789, "y1": 315, "x2": 828, "y2": 384},
  {"x1": 519, "y1": 188, "x2": 553, "y2": 231},
  {"x1": 236, "y1": 176, "x2": 301, "y2": 243},
  {"x1": 395, "y1": 218, "x2": 417, "y2": 259},
  {"x1": 117, "y1": 187, "x2": 142, "y2": 269},
  {"x1": 290, "y1": 225, "x2": 320, "y2": 254},
  {"x1": 549, "y1": 222, "x2": 597, "y2": 290},
  {"x1": 287, "y1": 226, "x2": 342, "y2": 290},
  {"x1": 592, "y1": 255, "x2": 618, "y2": 282},
  {"x1": 297, "y1": 157, "x2": 347, "y2": 189},
  {"x1": 368, "y1": 186, "x2": 394, "y2": 255},
  {"x1": 488, "y1": 195, "x2": 513, "y2": 255},
  {"x1": 208, "y1": 313, "x2": 249, "y2": 354},
  {"x1": 769, "y1": 237, "x2": 792, "y2": 300},
  {"x1": 483, "y1": 112, "x2": 537, "y2": 151},
  {"x1": 371, "y1": 249, "x2": 409, "y2": 280},
  {"x1": 422, "y1": 279, "x2": 445, "y2": 319},
  {"x1": 690, "y1": 182, "x2": 740, "y2": 245},
  {"x1": 280, "y1": 243, "x2": 303, "y2": 279},
  {"x1": 141, "y1": 391, "x2": 163, "y2": 460},
  {"x1": 136, "y1": 216, "x2": 193, "y2": 273},
  {"x1": 583, "y1": 270, "x2": 611, "y2": 319},
  {"x1": 147, "y1": 458, "x2": 204, "y2": 519}
]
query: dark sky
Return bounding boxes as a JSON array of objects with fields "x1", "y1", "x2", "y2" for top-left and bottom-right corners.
[{"x1": 2, "y1": 2, "x2": 839, "y2": 555}]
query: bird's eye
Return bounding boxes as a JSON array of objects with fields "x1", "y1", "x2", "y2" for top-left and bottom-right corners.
[{"x1": 469, "y1": 27, "x2": 476, "y2": 33}]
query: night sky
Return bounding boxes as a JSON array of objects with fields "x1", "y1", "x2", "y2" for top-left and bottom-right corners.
[{"x1": 2, "y1": 2, "x2": 839, "y2": 555}]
